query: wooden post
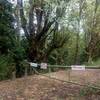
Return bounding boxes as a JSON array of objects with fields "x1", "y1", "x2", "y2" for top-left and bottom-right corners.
[
  {"x1": 68, "y1": 69, "x2": 71, "y2": 81},
  {"x1": 25, "y1": 66, "x2": 28, "y2": 77},
  {"x1": 48, "y1": 67, "x2": 51, "y2": 76},
  {"x1": 12, "y1": 71, "x2": 16, "y2": 80},
  {"x1": 11, "y1": 63, "x2": 16, "y2": 80}
]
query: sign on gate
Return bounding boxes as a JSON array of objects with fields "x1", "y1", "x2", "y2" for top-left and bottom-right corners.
[
  {"x1": 30, "y1": 63, "x2": 38, "y2": 67},
  {"x1": 71, "y1": 65, "x2": 85, "y2": 70},
  {"x1": 41, "y1": 63, "x2": 47, "y2": 69}
]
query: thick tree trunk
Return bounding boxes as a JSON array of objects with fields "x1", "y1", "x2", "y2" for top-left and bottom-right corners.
[{"x1": 17, "y1": 0, "x2": 68, "y2": 64}]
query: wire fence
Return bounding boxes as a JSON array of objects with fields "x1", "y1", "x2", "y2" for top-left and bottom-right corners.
[
  {"x1": 13, "y1": 62, "x2": 100, "y2": 90},
  {"x1": 25, "y1": 63, "x2": 100, "y2": 90}
]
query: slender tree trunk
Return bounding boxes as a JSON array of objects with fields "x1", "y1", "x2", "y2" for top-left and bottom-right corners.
[
  {"x1": 88, "y1": 52, "x2": 93, "y2": 64},
  {"x1": 86, "y1": 0, "x2": 99, "y2": 63},
  {"x1": 74, "y1": 0, "x2": 83, "y2": 64},
  {"x1": 74, "y1": 31, "x2": 80, "y2": 64}
]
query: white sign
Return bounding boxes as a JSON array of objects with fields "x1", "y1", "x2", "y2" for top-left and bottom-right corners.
[
  {"x1": 41, "y1": 63, "x2": 47, "y2": 69},
  {"x1": 71, "y1": 65, "x2": 85, "y2": 70},
  {"x1": 30, "y1": 63, "x2": 38, "y2": 67}
]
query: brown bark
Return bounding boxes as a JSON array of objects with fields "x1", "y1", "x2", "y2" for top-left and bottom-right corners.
[{"x1": 17, "y1": 0, "x2": 68, "y2": 62}]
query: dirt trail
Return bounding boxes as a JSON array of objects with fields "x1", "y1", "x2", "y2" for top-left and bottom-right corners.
[
  {"x1": 47, "y1": 69, "x2": 100, "y2": 84},
  {"x1": 0, "y1": 69, "x2": 100, "y2": 100}
]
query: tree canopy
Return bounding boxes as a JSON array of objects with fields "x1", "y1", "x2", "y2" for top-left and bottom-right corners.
[{"x1": 0, "y1": 0, "x2": 100, "y2": 80}]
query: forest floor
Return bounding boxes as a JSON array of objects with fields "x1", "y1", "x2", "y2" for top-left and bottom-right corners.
[{"x1": 0, "y1": 69, "x2": 100, "y2": 100}]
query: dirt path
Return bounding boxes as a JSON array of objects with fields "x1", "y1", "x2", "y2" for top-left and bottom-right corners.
[
  {"x1": 0, "y1": 69, "x2": 100, "y2": 100},
  {"x1": 47, "y1": 69, "x2": 100, "y2": 84}
]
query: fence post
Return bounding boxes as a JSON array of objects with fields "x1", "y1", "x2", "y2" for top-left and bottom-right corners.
[
  {"x1": 12, "y1": 71, "x2": 16, "y2": 80},
  {"x1": 48, "y1": 66, "x2": 51, "y2": 75},
  {"x1": 68, "y1": 69, "x2": 71, "y2": 81},
  {"x1": 25, "y1": 66, "x2": 28, "y2": 77},
  {"x1": 11, "y1": 63, "x2": 16, "y2": 80}
]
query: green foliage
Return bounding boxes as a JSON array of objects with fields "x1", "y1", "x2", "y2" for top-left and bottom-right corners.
[
  {"x1": 0, "y1": 55, "x2": 14, "y2": 80},
  {"x1": 10, "y1": 37, "x2": 27, "y2": 77},
  {"x1": 0, "y1": 0, "x2": 26, "y2": 79},
  {"x1": 85, "y1": 58, "x2": 100, "y2": 66},
  {"x1": 80, "y1": 85, "x2": 100, "y2": 96},
  {"x1": 0, "y1": 0, "x2": 15, "y2": 54},
  {"x1": 48, "y1": 47, "x2": 68, "y2": 65},
  {"x1": 47, "y1": 28, "x2": 70, "y2": 64}
]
